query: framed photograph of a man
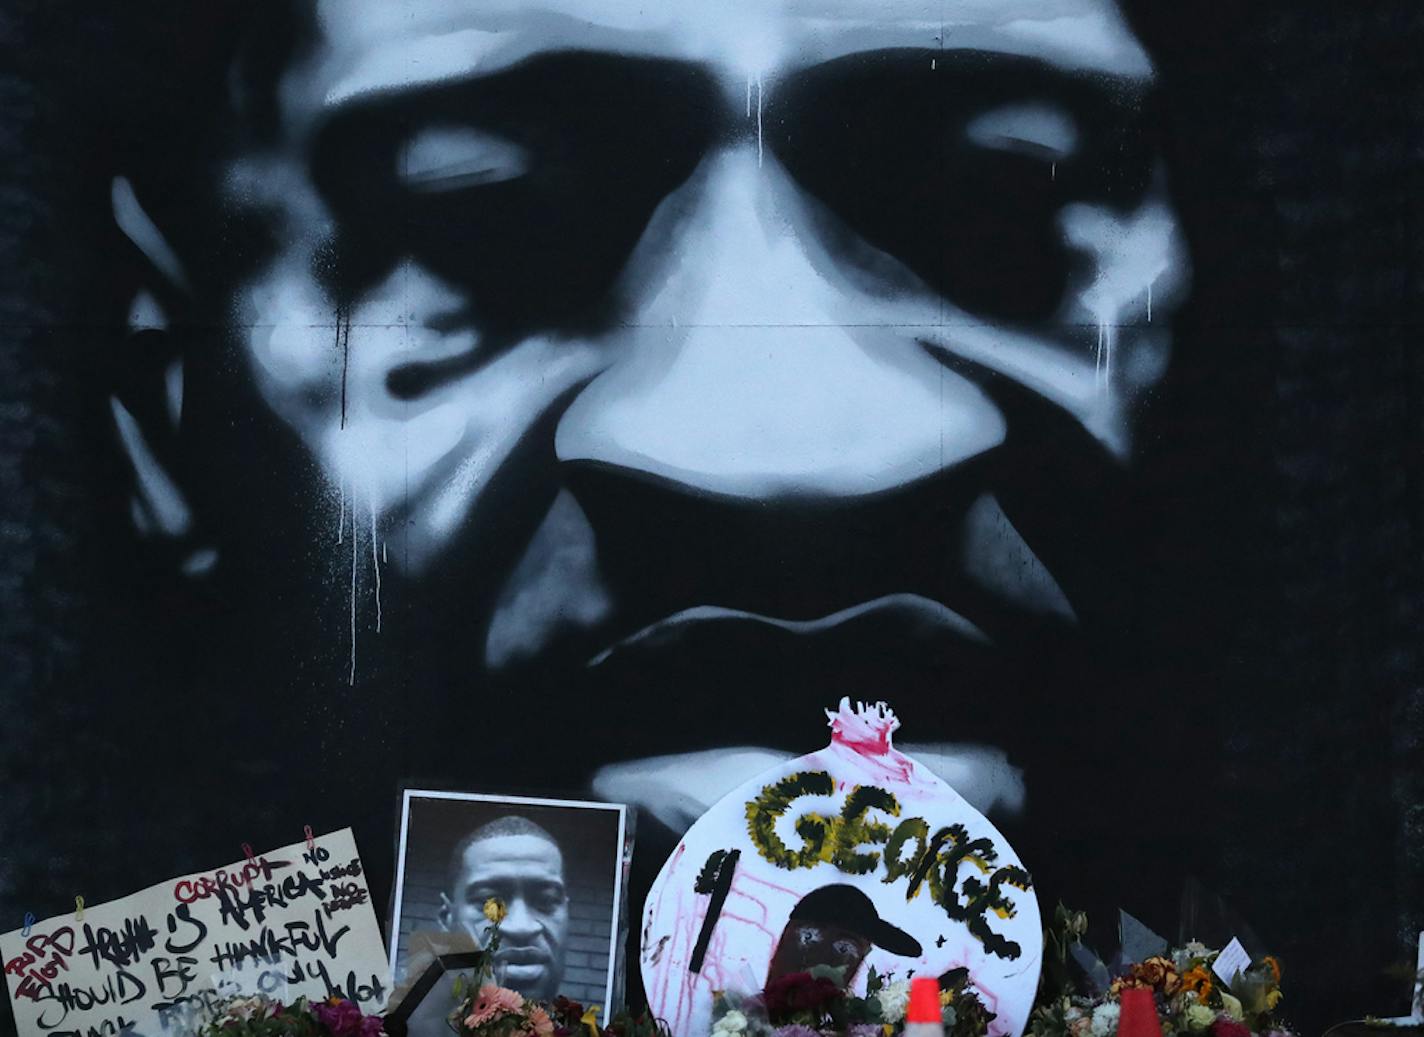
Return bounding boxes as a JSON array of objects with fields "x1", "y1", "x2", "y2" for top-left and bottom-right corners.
[{"x1": 390, "y1": 790, "x2": 630, "y2": 1035}]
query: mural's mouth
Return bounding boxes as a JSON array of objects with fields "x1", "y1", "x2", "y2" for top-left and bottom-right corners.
[
  {"x1": 586, "y1": 593, "x2": 990, "y2": 669},
  {"x1": 574, "y1": 589, "x2": 1079, "y2": 755}
]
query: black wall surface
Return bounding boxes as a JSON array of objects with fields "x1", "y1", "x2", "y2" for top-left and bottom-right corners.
[{"x1": 1, "y1": 3, "x2": 1421, "y2": 1033}]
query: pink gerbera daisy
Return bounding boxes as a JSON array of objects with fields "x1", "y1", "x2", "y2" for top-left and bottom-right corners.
[
  {"x1": 465, "y1": 985, "x2": 526, "y2": 1028},
  {"x1": 528, "y1": 1006, "x2": 555, "y2": 1037}
]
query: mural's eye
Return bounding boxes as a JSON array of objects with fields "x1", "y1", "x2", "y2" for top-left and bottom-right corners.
[
  {"x1": 310, "y1": 53, "x2": 722, "y2": 338},
  {"x1": 832, "y1": 938, "x2": 861, "y2": 958},
  {"x1": 965, "y1": 103, "x2": 1079, "y2": 161},
  {"x1": 797, "y1": 925, "x2": 822, "y2": 946},
  {"x1": 769, "y1": 50, "x2": 1151, "y2": 326},
  {"x1": 398, "y1": 126, "x2": 531, "y2": 192}
]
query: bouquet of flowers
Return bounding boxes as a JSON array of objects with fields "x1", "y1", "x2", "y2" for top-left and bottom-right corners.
[
  {"x1": 451, "y1": 899, "x2": 671, "y2": 1037},
  {"x1": 709, "y1": 965, "x2": 995, "y2": 1037},
  {"x1": 549, "y1": 996, "x2": 673, "y2": 1037},
  {"x1": 198, "y1": 995, "x2": 386, "y2": 1037},
  {"x1": 1030, "y1": 906, "x2": 1296, "y2": 1037},
  {"x1": 448, "y1": 899, "x2": 555, "y2": 1037}
]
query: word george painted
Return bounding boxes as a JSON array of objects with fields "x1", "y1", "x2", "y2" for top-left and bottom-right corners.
[{"x1": 745, "y1": 772, "x2": 1033, "y2": 959}]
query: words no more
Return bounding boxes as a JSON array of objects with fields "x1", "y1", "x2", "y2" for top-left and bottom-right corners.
[{"x1": 744, "y1": 773, "x2": 1032, "y2": 960}]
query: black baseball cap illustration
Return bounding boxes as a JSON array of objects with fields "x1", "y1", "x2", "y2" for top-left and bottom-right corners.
[{"x1": 789, "y1": 884, "x2": 923, "y2": 957}]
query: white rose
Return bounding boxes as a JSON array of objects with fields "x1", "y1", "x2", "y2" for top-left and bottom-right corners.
[
  {"x1": 876, "y1": 981, "x2": 912, "y2": 1024},
  {"x1": 1090, "y1": 1002, "x2": 1120, "y2": 1037},
  {"x1": 1183, "y1": 1004, "x2": 1217, "y2": 1032},
  {"x1": 224, "y1": 997, "x2": 268, "y2": 1022},
  {"x1": 714, "y1": 1010, "x2": 748, "y2": 1034}
]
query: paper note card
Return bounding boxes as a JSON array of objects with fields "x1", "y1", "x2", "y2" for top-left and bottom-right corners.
[
  {"x1": 1, "y1": 828, "x2": 389, "y2": 1037},
  {"x1": 1211, "y1": 936, "x2": 1251, "y2": 984}
]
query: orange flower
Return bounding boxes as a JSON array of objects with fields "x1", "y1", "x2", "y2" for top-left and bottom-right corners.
[
  {"x1": 1109, "y1": 976, "x2": 1143, "y2": 996},
  {"x1": 1141, "y1": 956, "x2": 1181, "y2": 995},
  {"x1": 1111, "y1": 957, "x2": 1181, "y2": 998},
  {"x1": 1180, "y1": 966, "x2": 1213, "y2": 1003},
  {"x1": 1262, "y1": 956, "x2": 1282, "y2": 983}
]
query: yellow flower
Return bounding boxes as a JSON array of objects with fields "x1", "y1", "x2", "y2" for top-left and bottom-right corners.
[
  {"x1": 940, "y1": 989, "x2": 956, "y2": 1006},
  {"x1": 483, "y1": 898, "x2": 508, "y2": 925},
  {"x1": 581, "y1": 1004, "x2": 602, "y2": 1037},
  {"x1": 1265, "y1": 989, "x2": 1282, "y2": 1011},
  {"x1": 1180, "y1": 967, "x2": 1213, "y2": 1003}
]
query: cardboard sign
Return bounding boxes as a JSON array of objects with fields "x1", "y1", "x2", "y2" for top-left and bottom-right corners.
[
  {"x1": 641, "y1": 700, "x2": 1042, "y2": 1037},
  {"x1": 1, "y1": 828, "x2": 389, "y2": 1037}
]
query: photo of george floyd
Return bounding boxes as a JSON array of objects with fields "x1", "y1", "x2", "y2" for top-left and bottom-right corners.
[
  {"x1": 389, "y1": 791, "x2": 628, "y2": 1037},
  {"x1": 0, "y1": 0, "x2": 1421, "y2": 1032}
]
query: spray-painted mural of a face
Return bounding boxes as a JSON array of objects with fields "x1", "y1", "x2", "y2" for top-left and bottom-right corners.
[{"x1": 112, "y1": 0, "x2": 1187, "y2": 839}]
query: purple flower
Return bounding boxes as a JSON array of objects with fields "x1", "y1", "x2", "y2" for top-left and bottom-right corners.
[
  {"x1": 313, "y1": 998, "x2": 370, "y2": 1037},
  {"x1": 773, "y1": 1026, "x2": 823, "y2": 1037},
  {"x1": 848, "y1": 1025, "x2": 883, "y2": 1037}
]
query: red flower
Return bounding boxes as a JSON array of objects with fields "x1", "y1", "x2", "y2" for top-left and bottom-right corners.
[
  {"x1": 1210, "y1": 1019, "x2": 1251, "y2": 1037},
  {"x1": 762, "y1": 973, "x2": 844, "y2": 1022},
  {"x1": 552, "y1": 996, "x2": 587, "y2": 1028}
]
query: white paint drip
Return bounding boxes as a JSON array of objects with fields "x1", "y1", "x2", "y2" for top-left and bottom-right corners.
[
  {"x1": 337, "y1": 481, "x2": 345, "y2": 543},
  {"x1": 1095, "y1": 320, "x2": 1117, "y2": 390},
  {"x1": 745, "y1": 75, "x2": 752, "y2": 119},
  {"x1": 349, "y1": 502, "x2": 358, "y2": 686},
  {"x1": 1147, "y1": 281, "x2": 1153, "y2": 322},
  {"x1": 370, "y1": 502, "x2": 382, "y2": 633},
  {"x1": 335, "y1": 485, "x2": 385, "y2": 683},
  {"x1": 756, "y1": 74, "x2": 764, "y2": 167}
]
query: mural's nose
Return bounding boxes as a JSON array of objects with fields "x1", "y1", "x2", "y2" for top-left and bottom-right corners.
[{"x1": 555, "y1": 147, "x2": 1005, "y2": 500}]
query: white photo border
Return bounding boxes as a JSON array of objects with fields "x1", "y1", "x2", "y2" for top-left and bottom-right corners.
[{"x1": 389, "y1": 788, "x2": 629, "y2": 1011}]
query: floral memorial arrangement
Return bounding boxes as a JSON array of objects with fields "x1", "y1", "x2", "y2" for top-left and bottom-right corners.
[
  {"x1": 198, "y1": 995, "x2": 387, "y2": 1036},
  {"x1": 709, "y1": 965, "x2": 996, "y2": 1037},
  {"x1": 1029, "y1": 906, "x2": 1297, "y2": 1037},
  {"x1": 445, "y1": 898, "x2": 672, "y2": 1037}
]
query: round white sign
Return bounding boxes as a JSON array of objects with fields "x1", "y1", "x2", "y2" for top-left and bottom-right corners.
[{"x1": 641, "y1": 700, "x2": 1042, "y2": 1037}]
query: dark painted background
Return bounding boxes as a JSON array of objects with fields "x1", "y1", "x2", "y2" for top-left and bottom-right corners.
[{"x1": 1, "y1": 3, "x2": 1421, "y2": 1032}]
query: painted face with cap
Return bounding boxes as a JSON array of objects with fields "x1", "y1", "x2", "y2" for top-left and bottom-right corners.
[{"x1": 767, "y1": 885, "x2": 922, "y2": 985}]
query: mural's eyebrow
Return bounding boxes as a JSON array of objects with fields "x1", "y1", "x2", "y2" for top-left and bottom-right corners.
[
  {"x1": 775, "y1": 47, "x2": 1152, "y2": 116},
  {"x1": 318, "y1": 50, "x2": 723, "y2": 133}
]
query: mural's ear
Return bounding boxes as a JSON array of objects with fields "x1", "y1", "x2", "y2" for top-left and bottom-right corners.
[
  {"x1": 437, "y1": 893, "x2": 455, "y2": 932},
  {"x1": 109, "y1": 176, "x2": 216, "y2": 577}
]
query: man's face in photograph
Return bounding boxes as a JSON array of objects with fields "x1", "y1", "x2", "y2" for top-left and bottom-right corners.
[
  {"x1": 443, "y1": 826, "x2": 570, "y2": 999},
  {"x1": 117, "y1": 0, "x2": 1188, "y2": 816}
]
